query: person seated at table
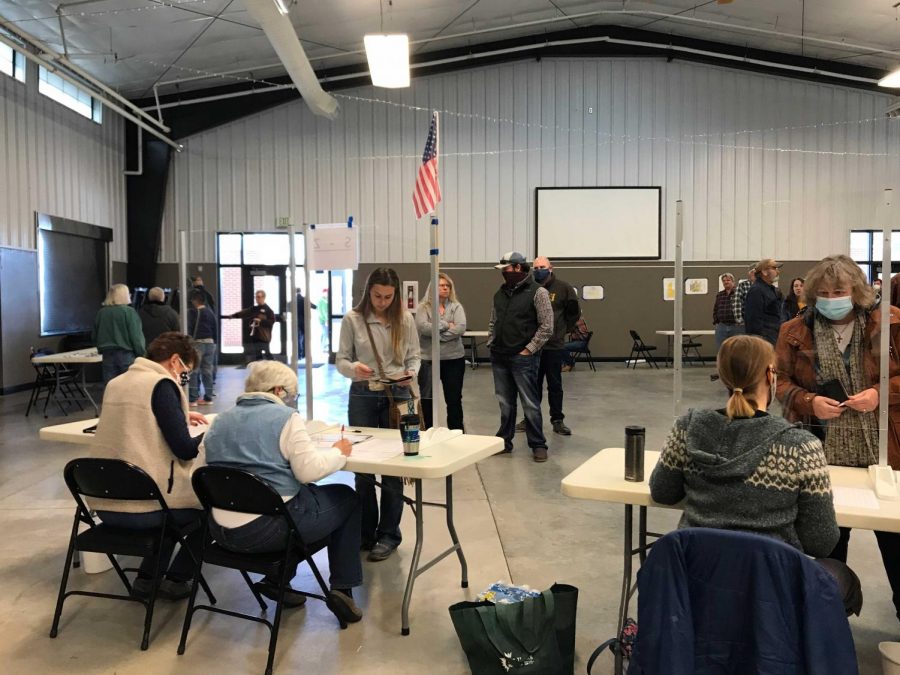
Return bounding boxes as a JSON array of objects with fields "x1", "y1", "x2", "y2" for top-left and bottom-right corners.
[
  {"x1": 201, "y1": 361, "x2": 362, "y2": 623},
  {"x1": 650, "y1": 334, "x2": 861, "y2": 615},
  {"x1": 91, "y1": 332, "x2": 208, "y2": 600}
]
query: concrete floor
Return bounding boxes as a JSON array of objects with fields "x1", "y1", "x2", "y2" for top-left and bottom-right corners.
[{"x1": 0, "y1": 362, "x2": 896, "y2": 674}]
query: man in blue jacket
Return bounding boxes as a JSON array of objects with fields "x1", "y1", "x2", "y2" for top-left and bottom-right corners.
[{"x1": 744, "y1": 258, "x2": 784, "y2": 345}]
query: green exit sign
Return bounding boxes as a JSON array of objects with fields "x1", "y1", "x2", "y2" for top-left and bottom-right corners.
[{"x1": 275, "y1": 217, "x2": 291, "y2": 228}]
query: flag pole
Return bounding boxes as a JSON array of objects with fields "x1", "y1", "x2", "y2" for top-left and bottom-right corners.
[{"x1": 429, "y1": 112, "x2": 445, "y2": 428}]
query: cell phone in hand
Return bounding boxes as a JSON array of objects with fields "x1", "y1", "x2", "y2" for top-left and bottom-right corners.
[
  {"x1": 378, "y1": 375, "x2": 413, "y2": 385},
  {"x1": 818, "y1": 379, "x2": 849, "y2": 404}
]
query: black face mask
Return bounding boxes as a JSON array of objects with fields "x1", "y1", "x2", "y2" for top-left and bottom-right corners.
[
  {"x1": 502, "y1": 270, "x2": 529, "y2": 287},
  {"x1": 178, "y1": 370, "x2": 190, "y2": 387}
]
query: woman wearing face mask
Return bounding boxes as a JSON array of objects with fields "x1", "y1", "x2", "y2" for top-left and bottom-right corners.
[
  {"x1": 416, "y1": 272, "x2": 467, "y2": 430},
  {"x1": 777, "y1": 254, "x2": 900, "y2": 621},
  {"x1": 202, "y1": 361, "x2": 362, "y2": 621},
  {"x1": 336, "y1": 267, "x2": 420, "y2": 562},
  {"x1": 90, "y1": 332, "x2": 208, "y2": 600}
]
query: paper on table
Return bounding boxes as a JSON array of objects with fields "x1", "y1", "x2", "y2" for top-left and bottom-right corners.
[
  {"x1": 314, "y1": 433, "x2": 372, "y2": 445},
  {"x1": 189, "y1": 424, "x2": 208, "y2": 438},
  {"x1": 349, "y1": 438, "x2": 403, "y2": 462},
  {"x1": 832, "y1": 486, "x2": 881, "y2": 510}
]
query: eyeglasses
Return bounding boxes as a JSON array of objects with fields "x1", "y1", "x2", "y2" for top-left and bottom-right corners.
[{"x1": 176, "y1": 356, "x2": 193, "y2": 374}]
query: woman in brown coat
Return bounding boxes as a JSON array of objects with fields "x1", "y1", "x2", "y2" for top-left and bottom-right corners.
[{"x1": 776, "y1": 254, "x2": 900, "y2": 622}]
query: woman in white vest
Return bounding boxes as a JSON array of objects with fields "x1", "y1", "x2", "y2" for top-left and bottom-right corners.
[
  {"x1": 92, "y1": 332, "x2": 208, "y2": 601},
  {"x1": 202, "y1": 361, "x2": 362, "y2": 623}
]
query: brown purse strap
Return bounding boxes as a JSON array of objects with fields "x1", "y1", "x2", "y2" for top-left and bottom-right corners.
[{"x1": 363, "y1": 319, "x2": 388, "y2": 381}]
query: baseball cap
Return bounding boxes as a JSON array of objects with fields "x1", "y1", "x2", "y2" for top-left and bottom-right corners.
[
  {"x1": 755, "y1": 258, "x2": 783, "y2": 273},
  {"x1": 494, "y1": 251, "x2": 527, "y2": 269}
]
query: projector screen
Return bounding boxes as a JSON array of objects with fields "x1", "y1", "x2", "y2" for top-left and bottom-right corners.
[
  {"x1": 36, "y1": 213, "x2": 111, "y2": 336},
  {"x1": 535, "y1": 187, "x2": 661, "y2": 260}
]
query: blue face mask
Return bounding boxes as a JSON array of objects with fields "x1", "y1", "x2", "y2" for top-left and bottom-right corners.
[
  {"x1": 533, "y1": 269, "x2": 551, "y2": 283},
  {"x1": 816, "y1": 296, "x2": 854, "y2": 321}
]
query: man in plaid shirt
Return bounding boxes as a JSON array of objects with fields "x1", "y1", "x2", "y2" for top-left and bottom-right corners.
[
  {"x1": 732, "y1": 266, "x2": 757, "y2": 326},
  {"x1": 713, "y1": 273, "x2": 742, "y2": 350}
]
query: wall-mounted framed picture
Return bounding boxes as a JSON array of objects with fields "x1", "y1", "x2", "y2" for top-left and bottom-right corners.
[
  {"x1": 685, "y1": 278, "x2": 708, "y2": 295},
  {"x1": 663, "y1": 278, "x2": 676, "y2": 301}
]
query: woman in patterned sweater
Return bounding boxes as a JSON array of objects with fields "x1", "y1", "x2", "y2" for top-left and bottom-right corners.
[
  {"x1": 651, "y1": 336, "x2": 841, "y2": 557},
  {"x1": 650, "y1": 334, "x2": 861, "y2": 613}
]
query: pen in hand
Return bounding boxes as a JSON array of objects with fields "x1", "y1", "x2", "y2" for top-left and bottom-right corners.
[{"x1": 341, "y1": 424, "x2": 345, "y2": 441}]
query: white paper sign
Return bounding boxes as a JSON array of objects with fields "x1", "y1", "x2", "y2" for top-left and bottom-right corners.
[
  {"x1": 307, "y1": 223, "x2": 359, "y2": 270},
  {"x1": 582, "y1": 285, "x2": 604, "y2": 300}
]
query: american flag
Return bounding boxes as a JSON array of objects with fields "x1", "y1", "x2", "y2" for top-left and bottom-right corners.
[{"x1": 413, "y1": 112, "x2": 441, "y2": 219}]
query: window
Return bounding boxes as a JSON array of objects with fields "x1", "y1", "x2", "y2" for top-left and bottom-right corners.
[
  {"x1": 849, "y1": 230, "x2": 900, "y2": 281},
  {"x1": 38, "y1": 66, "x2": 101, "y2": 123},
  {"x1": 0, "y1": 43, "x2": 26, "y2": 82}
]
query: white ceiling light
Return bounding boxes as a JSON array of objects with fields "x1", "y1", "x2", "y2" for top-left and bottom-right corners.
[
  {"x1": 879, "y1": 68, "x2": 900, "y2": 88},
  {"x1": 364, "y1": 34, "x2": 410, "y2": 88},
  {"x1": 272, "y1": 0, "x2": 290, "y2": 15}
]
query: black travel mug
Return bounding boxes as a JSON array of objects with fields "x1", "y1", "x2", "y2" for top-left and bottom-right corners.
[{"x1": 624, "y1": 426, "x2": 645, "y2": 482}]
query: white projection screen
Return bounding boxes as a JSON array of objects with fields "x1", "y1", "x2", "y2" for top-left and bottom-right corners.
[{"x1": 535, "y1": 187, "x2": 661, "y2": 259}]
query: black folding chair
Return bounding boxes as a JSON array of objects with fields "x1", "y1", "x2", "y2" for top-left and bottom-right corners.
[
  {"x1": 179, "y1": 466, "x2": 347, "y2": 675},
  {"x1": 627, "y1": 330, "x2": 659, "y2": 369},
  {"x1": 681, "y1": 337, "x2": 705, "y2": 366},
  {"x1": 569, "y1": 331, "x2": 597, "y2": 372},
  {"x1": 26, "y1": 349, "x2": 84, "y2": 417},
  {"x1": 49, "y1": 458, "x2": 215, "y2": 650}
]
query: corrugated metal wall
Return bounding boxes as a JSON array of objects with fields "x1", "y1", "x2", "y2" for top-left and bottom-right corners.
[
  {"x1": 0, "y1": 62, "x2": 126, "y2": 260},
  {"x1": 162, "y1": 57, "x2": 900, "y2": 264}
]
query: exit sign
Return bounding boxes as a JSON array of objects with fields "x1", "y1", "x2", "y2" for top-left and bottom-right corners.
[{"x1": 275, "y1": 217, "x2": 291, "y2": 228}]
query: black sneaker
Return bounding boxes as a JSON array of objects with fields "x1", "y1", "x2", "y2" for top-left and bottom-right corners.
[
  {"x1": 532, "y1": 447, "x2": 549, "y2": 463},
  {"x1": 515, "y1": 420, "x2": 526, "y2": 432},
  {"x1": 158, "y1": 578, "x2": 193, "y2": 601},
  {"x1": 552, "y1": 420, "x2": 572, "y2": 436}
]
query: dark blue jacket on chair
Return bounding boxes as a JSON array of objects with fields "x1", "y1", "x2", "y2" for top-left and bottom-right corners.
[{"x1": 627, "y1": 528, "x2": 857, "y2": 675}]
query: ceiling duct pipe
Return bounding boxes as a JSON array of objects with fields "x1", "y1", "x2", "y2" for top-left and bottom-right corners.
[{"x1": 242, "y1": 0, "x2": 339, "y2": 119}]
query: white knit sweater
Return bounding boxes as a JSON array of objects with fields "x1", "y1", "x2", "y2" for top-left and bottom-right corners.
[{"x1": 90, "y1": 357, "x2": 203, "y2": 513}]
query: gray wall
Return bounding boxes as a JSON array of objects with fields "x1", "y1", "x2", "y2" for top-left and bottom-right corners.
[
  {"x1": 162, "y1": 57, "x2": 899, "y2": 265},
  {"x1": 357, "y1": 261, "x2": 817, "y2": 360}
]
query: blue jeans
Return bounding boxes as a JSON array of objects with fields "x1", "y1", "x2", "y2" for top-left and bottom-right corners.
[
  {"x1": 714, "y1": 323, "x2": 744, "y2": 351},
  {"x1": 563, "y1": 340, "x2": 587, "y2": 367},
  {"x1": 348, "y1": 381, "x2": 408, "y2": 547},
  {"x1": 491, "y1": 351, "x2": 546, "y2": 451},
  {"x1": 101, "y1": 349, "x2": 135, "y2": 384},
  {"x1": 208, "y1": 484, "x2": 363, "y2": 589},
  {"x1": 537, "y1": 349, "x2": 566, "y2": 422},
  {"x1": 189, "y1": 342, "x2": 216, "y2": 402},
  {"x1": 96, "y1": 508, "x2": 204, "y2": 582}
]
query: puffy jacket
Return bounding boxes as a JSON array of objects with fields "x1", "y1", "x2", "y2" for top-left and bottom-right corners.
[{"x1": 628, "y1": 528, "x2": 857, "y2": 675}]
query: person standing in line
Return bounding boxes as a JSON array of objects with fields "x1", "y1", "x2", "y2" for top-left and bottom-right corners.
[
  {"x1": 517, "y1": 257, "x2": 579, "y2": 436},
  {"x1": 711, "y1": 273, "x2": 741, "y2": 382},
  {"x1": 744, "y1": 258, "x2": 784, "y2": 345},
  {"x1": 336, "y1": 267, "x2": 420, "y2": 562},
  {"x1": 732, "y1": 265, "x2": 756, "y2": 331},
  {"x1": 93, "y1": 284, "x2": 146, "y2": 384},
  {"x1": 139, "y1": 286, "x2": 181, "y2": 347},
  {"x1": 229, "y1": 290, "x2": 276, "y2": 366},
  {"x1": 187, "y1": 290, "x2": 217, "y2": 407},
  {"x1": 782, "y1": 277, "x2": 806, "y2": 322},
  {"x1": 191, "y1": 275, "x2": 216, "y2": 313},
  {"x1": 416, "y1": 272, "x2": 467, "y2": 430},
  {"x1": 488, "y1": 252, "x2": 553, "y2": 463},
  {"x1": 295, "y1": 290, "x2": 317, "y2": 360}
]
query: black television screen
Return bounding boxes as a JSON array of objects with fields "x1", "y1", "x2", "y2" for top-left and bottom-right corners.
[{"x1": 36, "y1": 214, "x2": 111, "y2": 337}]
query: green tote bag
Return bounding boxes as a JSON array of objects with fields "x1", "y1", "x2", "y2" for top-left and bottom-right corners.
[{"x1": 449, "y1": 583, "x2": 578, "y2": 675}]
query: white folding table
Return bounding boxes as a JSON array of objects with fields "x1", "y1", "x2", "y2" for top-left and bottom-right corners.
[
  {"x1": 31, "y1": 348, "x2": 101, "y2": 416},
  {"x1": 462, "y1": 330, "x2": 489, "y2": 369},
  {"x1": 40, "y1": 417, "x2": 502, "y2": 635},
  {"x1": 655, "y1": 329, "x2": 715, "y2": 366}
]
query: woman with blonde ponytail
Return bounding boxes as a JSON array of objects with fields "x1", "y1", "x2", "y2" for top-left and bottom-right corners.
[{"x1": 649, "y1": 335, "x2": 860, "y2": 613}]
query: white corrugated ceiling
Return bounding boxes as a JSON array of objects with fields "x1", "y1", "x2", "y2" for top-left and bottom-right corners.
[{"x1": 1, "y1": 0, "x2": 899, "y2": 99}]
